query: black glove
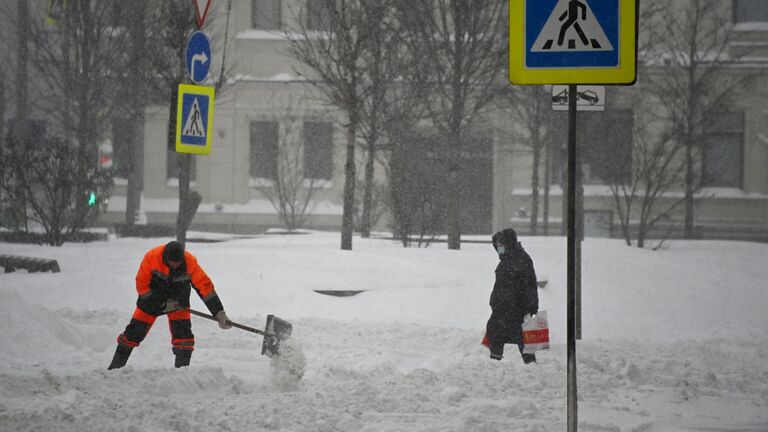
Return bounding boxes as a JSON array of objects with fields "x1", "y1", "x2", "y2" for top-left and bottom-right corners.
[
  {"x1": 136, "y1": 291, "x2": 168, "y2": 316},
  {"x1": 149, "y1": 271, "x2": 170, "y2": 293},
  {"x1": 168, "y1": 278, "x2": 192, "y2": 308}
]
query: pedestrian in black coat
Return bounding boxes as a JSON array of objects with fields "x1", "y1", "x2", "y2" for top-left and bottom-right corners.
[{"x1": 485, "y1": 228, "x2": 539, "y2": 363}]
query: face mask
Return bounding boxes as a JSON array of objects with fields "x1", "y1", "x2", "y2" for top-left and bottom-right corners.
[{"x1": 496, "y1": 246, "x2": 505, "y2": 255}]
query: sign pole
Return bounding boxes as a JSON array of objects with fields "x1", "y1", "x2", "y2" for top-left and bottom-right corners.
[
  {"x1": 567, "y1": 84, "x2": 578, "y2": 432},
  {"x1": 509, "y1": 2, "x2": 637, "y2": 431}
]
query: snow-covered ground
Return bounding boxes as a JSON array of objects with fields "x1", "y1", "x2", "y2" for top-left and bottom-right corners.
[{"x1": 1, "y1": 232, "x2": 767, "y2": 431}]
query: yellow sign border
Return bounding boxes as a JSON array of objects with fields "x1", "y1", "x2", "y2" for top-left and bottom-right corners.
[
  {"x1": 175, "y1": 83, "x2": 215, "y2": 155},
  {"x1": 509, "y1": 0, "x2": 637, "y2": 85}
]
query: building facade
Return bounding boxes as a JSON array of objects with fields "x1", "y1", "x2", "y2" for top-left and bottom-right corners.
[{"x1": 11, "y1": 0, "x2": 764, "y2": 240}]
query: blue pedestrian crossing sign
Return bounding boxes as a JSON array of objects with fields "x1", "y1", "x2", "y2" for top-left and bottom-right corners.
[
  {"x1": 509, "y1": 0, "x2": 637, "y2": 85},
  {"x1": 175, "y1": 84, "x2": 215, "y2": 155}
]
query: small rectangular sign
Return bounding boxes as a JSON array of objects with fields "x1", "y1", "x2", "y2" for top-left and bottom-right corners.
[
  {"x1": 552, "y1": 85, "x2": 605, "y2": 111},
  {"x1": 175, "y1": 83, "x2": 215, "y2": 155}
]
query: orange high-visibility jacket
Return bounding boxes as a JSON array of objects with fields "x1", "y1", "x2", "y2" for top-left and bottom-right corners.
[{"x1": 135, "y1": 244, "x2": 217, "y2": 302}]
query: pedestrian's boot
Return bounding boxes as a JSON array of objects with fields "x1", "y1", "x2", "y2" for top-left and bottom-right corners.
[
  {"x1": 108, "y1": 345, "x2": 133, "y2": 370},
  {"x1": 174, "y1": 348, "x2": 192, "y2": 368},
  {"x1": 489, "y1": 343, "x2": 504, "y2": 361},
  {"x1": 518, "y1": 344, "x2": 536, "y2": 364}
]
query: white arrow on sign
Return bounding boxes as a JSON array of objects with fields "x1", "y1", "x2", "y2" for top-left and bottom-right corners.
[
  {"x1": 190, "y1": 52, "x2": 209, "y2": 82},
  {"x1": 195, "y1": 0, "x2": 212, "y2": 28}
]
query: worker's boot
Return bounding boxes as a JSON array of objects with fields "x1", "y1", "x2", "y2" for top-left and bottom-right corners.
[
  {"x1": 174, "y1": 348, "x2": 192, "y2": 368},
  {"x1": 107, "y1": 345, "x2": 133, "y2": 370}
]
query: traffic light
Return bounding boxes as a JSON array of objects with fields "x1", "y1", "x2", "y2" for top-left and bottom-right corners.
[{"x1": 88, "y1": 191, "x2": 97, "y2": 207}]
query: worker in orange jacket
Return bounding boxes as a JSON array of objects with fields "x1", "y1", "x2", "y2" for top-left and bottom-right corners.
[{"x1": 108, "y1": 241, "x2": 232, "y2": 369}]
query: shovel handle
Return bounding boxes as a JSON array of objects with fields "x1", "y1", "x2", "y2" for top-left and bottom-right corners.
[{"x1": 188, "y1": 308, "x2": 265, "y2": 336}]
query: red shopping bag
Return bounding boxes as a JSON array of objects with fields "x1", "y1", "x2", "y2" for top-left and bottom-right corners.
[
  {"x1": 522, "y1": 311, "x2": 549, "y2": 354},
  {"x1": 481, "y1": 334, "x2": 491, "y2": 348}
]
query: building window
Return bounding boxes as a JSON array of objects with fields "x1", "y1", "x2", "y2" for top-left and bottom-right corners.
[
  {"x1": 582, "y1": 110, "x2": 633, "y2": 185},
  {"x1": 166, "y1": 151, "x2": 196, "y2": 182},
  {"x1": 550, "y1": 110, "x2": 633, "y2": 186},
  {"x1": 303, "y1": 121, "x2": 333, "y2": 180},
  {"x1": 307, "y1": 0, "x2": 330, "y2": 30},
  {"x1": 249, "y1": 121, "x2": 279, "y2": 180},
  {"x1": 251, "y1": 0, "x2": 281, "y2": 30},
  {"x1": 734, "y1": 0, "x2": 768, "y2": 23},
  {"x1": 703, "y1": 112, "x2": 743, "y2": 188}
]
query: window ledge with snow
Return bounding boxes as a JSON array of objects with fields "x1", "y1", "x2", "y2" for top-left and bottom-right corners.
[
  {"x1": 166, "y1": 179, "x2": 197, "y2": 188},
  {"x1": 732, "y1": 22, "x2": 768, "y2": 32},
  {"x1": 249, "y1": 178, "x2": 275, "y2": 188},
  {"x1": 303, "y1": 179, "x2": 332, "y2": 189}
]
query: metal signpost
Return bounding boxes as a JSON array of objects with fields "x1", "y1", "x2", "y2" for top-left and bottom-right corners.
[{"x1": 509, "y1": 1, "x2": 637, "y2": 431}]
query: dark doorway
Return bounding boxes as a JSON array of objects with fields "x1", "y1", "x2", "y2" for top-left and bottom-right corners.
[
  {"x1": 423, "y1": 133, "x2": 493, "y2": 236},
  {"x1": 457, "y1": 135, "x2": 493, "y2": 235}
]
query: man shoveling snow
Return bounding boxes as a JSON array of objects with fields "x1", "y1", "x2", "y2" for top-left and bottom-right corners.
[{"x1": 108, "y1": 241, "x2": 233, "y2": 370}]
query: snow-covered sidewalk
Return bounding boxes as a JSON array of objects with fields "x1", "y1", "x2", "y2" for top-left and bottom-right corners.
[{"x1": 1, "y1": 233, "x2": 767, "y2": 431}]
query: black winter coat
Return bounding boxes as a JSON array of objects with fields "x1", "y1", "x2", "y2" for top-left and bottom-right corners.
[{"x1": 485, "y1": 243, "x2": 539, "y2": 346}]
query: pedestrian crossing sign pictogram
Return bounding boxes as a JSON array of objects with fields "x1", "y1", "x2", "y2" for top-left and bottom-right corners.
[
  {"x1": 175, "y1": 84, "x2": 215, "y2": 155},
  {"x1": 509, "y1": 0, "x2": 637, "y2": 85}
]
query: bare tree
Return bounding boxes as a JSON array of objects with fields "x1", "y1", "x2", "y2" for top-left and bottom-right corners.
[
  {"x1": 0, "y1": 132, "x2": 112, "y2": 246},
  {"x1": 0, "y1": 0, "x2": 127, "y2": 239},
  {"x1": 0, "y1": 1, "x2": 31, "y2": 232},
  {"x1": 357, "y1": 0, "x2": 401, "y2": 238},
  {"x1": 143, "y1": 0, "x2": 234, "y2": 244},
  {"x1": 397, "y1": 0, "x2": 506, "y2": 249},
  {"x1": 13, "y1": 0, "x2": 30, "y2": 138},
  {"x1": 121, "y1": 1, "x2": 148, "y2": 228},
  {"x1": 0, "y1": 65, "x2": 4, "y2": 140},
  {"x1": 500, "y1": 86, "x2": 558, "y2": 235},
  {"x1": 378, "y1": 64, "x2": 434, "y2": 246},
  {"x1": 644, "y1": 0, "x2": 755, "y2": 238},
  {"x1": 26, "y1": 1, "x2": 131, "y2": 154},
  {"x1": 286, "y1": 0, "x2": 374, "y2": 250},
  {"x1": 144, "y1": 1, "x2": 197, "y2": 244},
  {"x1": 600, "y1": 95, "x2": 686, "y2": 248},
  {"x1": 260, "y1": 111, "x2": 323, "y2": 230},
  {"x1": 384, "y1": 119, "x2": 442, "y2": 247}
]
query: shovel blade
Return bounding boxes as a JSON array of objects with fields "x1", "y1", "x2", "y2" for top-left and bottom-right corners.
[{"x1": 261, "y1": 314, "x2": 293, "y2": 358}]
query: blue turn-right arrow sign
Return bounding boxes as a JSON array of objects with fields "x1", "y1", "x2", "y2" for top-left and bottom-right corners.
[{"x1": 185, "y1": 31, "x2": 211, "y2": 84}]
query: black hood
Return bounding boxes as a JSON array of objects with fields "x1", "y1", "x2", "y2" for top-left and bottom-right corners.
[{"x1": 163, "y1": 241, "x2": 185, "y2": 263}]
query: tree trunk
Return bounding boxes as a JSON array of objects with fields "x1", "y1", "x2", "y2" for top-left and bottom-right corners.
[
  {"x1": 530, "y1": 129, "x2": 541, "y2": 235},
  {"x1": 0, "y1": 77, "x2": 5, "y2": 140},
  {"x1": 14, "y1": 0, "x2": 29, "y2": 137},
  {"x1": 446, "y1": 130, "x2": 461, "y2": 250},
  {"x1": 683, "y1": 36, "x2": 697, "y2": 240},
  {"x1": 126, "y1": 114, "x2": 145, "y2": 226},
  {"x1": 684, "y1": 138, "x2": 695, "y2": 238},
  {"x1": 361, "y1": 142, "x2": 375, "y2": 238},
  {"x1": 340, "y1": 112, "x2": 358, "y2": 250},
  {"x1": 126, "y1": 0, "x2": 146, "y2": 226}
]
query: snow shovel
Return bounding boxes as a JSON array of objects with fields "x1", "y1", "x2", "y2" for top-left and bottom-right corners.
[{"x1": 188, "y1": 309, "x2": 293, "y2": 357}]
